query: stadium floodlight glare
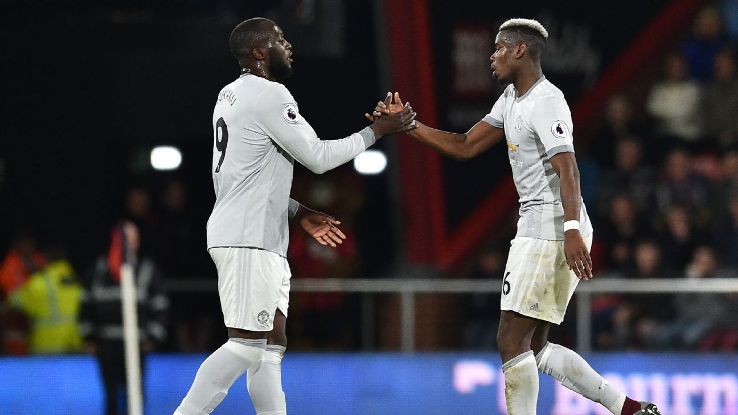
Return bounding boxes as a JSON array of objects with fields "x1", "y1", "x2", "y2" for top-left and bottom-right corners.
[
  {"x1": 353, "y1": 150, "x2": 387, "y2": 175},
  {"x1": 150, "y1": 146, "x2": 182, "y2": 171}
]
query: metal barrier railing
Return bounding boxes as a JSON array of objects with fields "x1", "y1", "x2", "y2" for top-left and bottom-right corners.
[{"x1": 166, "y1": 278, "x2": 738, "y2": 353}]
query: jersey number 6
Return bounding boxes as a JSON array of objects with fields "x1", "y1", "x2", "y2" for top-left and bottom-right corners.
[
  {"x1": 214, "y1": 117, "x2": 228, "y2": 173},
  {"x1": 502, "y1": 272, "x2": 511, "y2": 295}
]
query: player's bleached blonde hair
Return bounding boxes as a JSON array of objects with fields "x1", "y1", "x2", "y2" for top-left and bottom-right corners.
[
  {"x1": 499, "y1": 18, "x2": 548, "y2": 40},
  {"x1": 498, "y1": 18, "x2": 548, "y2": 60}
]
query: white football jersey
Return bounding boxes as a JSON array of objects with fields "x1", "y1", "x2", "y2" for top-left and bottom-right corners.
[
  {"x1": 483, "y1": 76, "x2": 592, "y2": 240},
  {"x1": 206, "y1": 73, "x2": 376, "y2": 255}
]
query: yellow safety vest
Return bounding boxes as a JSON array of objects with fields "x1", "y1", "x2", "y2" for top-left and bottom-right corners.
[{"x1": 10, "y1": 260, "x2": 83, "y2": 354}]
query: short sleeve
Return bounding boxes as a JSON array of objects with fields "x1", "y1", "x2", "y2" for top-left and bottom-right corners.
[
  {"x1": 482, "y1": 88, "x2": 507, "y2": 128},
  {"x1": 529, "y1": 96, "x2": 575, "y2": 158}
]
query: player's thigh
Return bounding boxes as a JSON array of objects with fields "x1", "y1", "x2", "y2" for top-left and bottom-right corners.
[
  {"x1": 267, "y1": 309, "x2": 287, "y2": 347},
  {"x1": 210, "y1": 247, "x2": 287, "y2": 333},
  {"x1": 531, "y1": 321, "x2": 552, "y2": 355},
  {"x1": 500, "y1": 237, "x2": 573, "y2": 324}
]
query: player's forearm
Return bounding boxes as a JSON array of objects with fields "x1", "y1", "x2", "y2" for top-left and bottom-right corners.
[
  {"x1": 293, "y1": 127, "x2": 375, "y2": 174},
  {"x1": 558, "y1": 164, "x2": 582, "y2": 222},
  {"x1": 409, "y1": 122, "x2": 472, "y2": 160}
]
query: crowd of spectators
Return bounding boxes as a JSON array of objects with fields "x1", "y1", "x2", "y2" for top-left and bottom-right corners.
[
  {"x1": 0, "y1": 171, "x2": 366, "y2": 356},
  {"x1": 585, "y1": 5, "x2": 738, "y2": 352}
]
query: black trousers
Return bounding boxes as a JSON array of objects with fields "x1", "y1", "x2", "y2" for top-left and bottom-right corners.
[{"x1": 96, "y1": 341, "x2": 145, "y2": 415}]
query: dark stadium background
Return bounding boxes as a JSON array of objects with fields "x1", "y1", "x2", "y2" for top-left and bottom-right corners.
[{"x1": 1, "y1": 0, "x2": 667, "y2": 273}]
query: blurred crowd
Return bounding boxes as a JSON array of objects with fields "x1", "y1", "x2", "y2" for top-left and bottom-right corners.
[
  {"x1": 587, "y1": 5, "x2": 738, "y2": 352},
  {"x1": 0, "y1": 170, "x2": 366, "y2": 357},
  {"x1": 0, "y1": 179, "x2": 197, "y2": 356},
  {"x1": 4, "y1": 5, "x2": 738, "y2": 357}
]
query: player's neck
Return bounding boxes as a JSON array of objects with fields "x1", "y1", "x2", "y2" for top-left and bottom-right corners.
[
  {"x1": 513, "y1": 67, "x2": 544, "y2": 97},
  {"x1": 241, "y1": 65, "x2": 274, "y2": 81}
]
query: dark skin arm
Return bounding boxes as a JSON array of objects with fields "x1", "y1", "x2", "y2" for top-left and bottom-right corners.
[
  {"x1": 407, "y1": 120, "x2": 505, "y2": 161},
  {"x1": 549, "y1": 152, "x2": 593, "y2": 280},
  {"x1": 292, "y1": 204, "x2": 346, "y2": 248},
  {"x1": 366, "y1": 93, "x2": 505, "y2": 160}
]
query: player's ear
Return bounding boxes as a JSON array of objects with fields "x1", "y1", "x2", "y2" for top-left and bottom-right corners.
[
  {"x1": 514, "y1": 43, "x2": 527, "y2": 59},
  {"x1": 251, "y1": 47, "x2": 268, "y2": 60}
]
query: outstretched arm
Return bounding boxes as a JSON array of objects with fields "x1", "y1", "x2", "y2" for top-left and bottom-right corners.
[
  {"x1": 367, "y1": 93, "x2": 504, "y2": 160},
  {"x1": 549, "y1": 152, "x2": 593, "y2": 280},
  {"x1": 259, "y1": 85, "x2": 415, "y2": 175},
  {"x1": 409, "y1": 120, "x2": 505, "y2": 161}
]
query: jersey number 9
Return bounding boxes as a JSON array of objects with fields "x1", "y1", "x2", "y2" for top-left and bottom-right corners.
[{"x1": 214, "y1": 117, "x2": 228, "y2": 173}]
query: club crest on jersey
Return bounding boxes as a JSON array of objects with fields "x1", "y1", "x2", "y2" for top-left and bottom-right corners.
[
  {"x1": 551, "y1": 120, "x2": 569, "y2": 139},
  {"x1": 282, "y1": 104, "x2": 299, "y2": 124},
  {"x1": 257, "y1": 309, "x2": 270, "y2": 325},
  {"x1": 515, "y1": 116, "x2": 524, "y2": 131}
]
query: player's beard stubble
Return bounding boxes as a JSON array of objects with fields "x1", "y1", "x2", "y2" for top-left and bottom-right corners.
[{"x1": 269, "y1": 48, "x2": 293, "y2": 80}]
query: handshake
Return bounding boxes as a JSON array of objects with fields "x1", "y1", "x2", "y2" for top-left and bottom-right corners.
[{"x1": 365, "y1": 92, "x2": 418, "y2": 137}]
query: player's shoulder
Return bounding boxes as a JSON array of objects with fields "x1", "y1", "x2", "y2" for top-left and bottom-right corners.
[
  {"x1": 500, "y1": 84, "x2": 516, "y2": 99},
  {"x1": 251, "y1": 77, "x2": 295, "y2": 105},
  {"x1": 529, "y1": 79, "x2": 569, "y2": 112},
  {"x1": 535, "y1": 79, "x2": 567, "y2": 102},
  {"x1": 217, "y1": 76, "x2": 295, "y2": 115},
  {"x1": 220, "y1": 75, "x2": 263, "y2": 95}
]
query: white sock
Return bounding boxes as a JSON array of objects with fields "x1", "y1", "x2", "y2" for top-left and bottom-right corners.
[
  {"x1": 502, "y1": 350, "x2": 539, "y2": 415},
  {"x1": 247, "y1": 345, "x2": 287, "y2": 415},
  {"x1": 535, "y1": 342, "x2": 625, "y2": 415},
  {"x1": 175, "y1": 339, "x2": 266, "y2": 415}
]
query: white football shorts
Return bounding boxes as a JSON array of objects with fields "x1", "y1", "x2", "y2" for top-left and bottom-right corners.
[
  {"x1": 500, "y1": 235, "x2": 593, "y2": 324},
  {"x1": 209, "y1": 247, "x2": 291, "y2": 331}
]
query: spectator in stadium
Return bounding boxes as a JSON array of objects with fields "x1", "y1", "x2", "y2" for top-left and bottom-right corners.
[
  {"x1": 80, "y1": 221, "x2": 169, "y2": 415},
  {"x1": 655, "y1": 148, "x2": 712, "y2": 220},
  {"x1": 701, "y1": 48, "x2": 738, "y2": 149},
  {"x1": 638, "y1": 246, "x2": 730, "y2": 350},
  {"x1": 598, "y1": 194, "x2": 646, "y2": 272},
  {"x1": 0, "y1": 231, "x2": 46, "y2": 299},
  {"x1": 156, "y1": 179, "x2": 218, "y2": 353},
  {"x1": 462, "y1": 244, "x2": 505, "y2": 350},
  {"x1": 591, "y1": 95, "x2": 648, "y2": 168},
  {"x1": 157, "y1": 178, "x2": 209, "y2": 279},
  {"x1": 722, "y1": 0, "x2": 738, "y2": 39},
  {"x1": 591, "y1": 195, "x2": 646, "y2": 351},
  {"x1": 681, "y1": 6, "x2": 730, "y2": 81},
  {"x1": 9, "y1": 243, "x2": 83, "y2": 354},
  {"x1": 712, "y1": 194, "x2": 738, "y2": 268},
  {"x1": 646, "y1": 53, "x2": 702, "y2": 147},
  {"x1": 597, "y1": 137, "x2": 655, "y2": 217},
  {"x1": 124, "y1": 185, "x2": 159, "y2": 260},
  {"x1": 625, "y1": 240, "x2": 672, "y2": 350},
  {"x1": 0, "y1": 231, "x2": 46, "y2": 355},
  {"x1": 656, "y1": 206, "x2": 702, "y2": 273},
  {"x1": 288, "y1": 176, "x2": 361, "y2": 350}
]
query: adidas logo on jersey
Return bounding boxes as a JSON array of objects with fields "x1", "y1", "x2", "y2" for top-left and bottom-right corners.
[{"x1": 529, "y1": 303, "x2": 539, "y2": 311}]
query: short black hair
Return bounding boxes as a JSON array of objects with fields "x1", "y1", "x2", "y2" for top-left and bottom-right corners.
[
  {"x1": 499, "y1": 26, "x2": 546, "y2": 60},
  {"x1": 229, "y1": 17, "x2": 275, "y2": 63},
  {"x1": 498, "y1": 19, "x2": 547, "y2": 60}
]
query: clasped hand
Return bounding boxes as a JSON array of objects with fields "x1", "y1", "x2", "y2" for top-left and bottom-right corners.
[{"x1": 366, "y1": 92, "x2": 416, "y2": 136}]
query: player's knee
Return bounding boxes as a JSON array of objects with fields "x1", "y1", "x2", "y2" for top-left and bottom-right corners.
[
  {"x1": 530, "y1": 336, "x2": 548, "y2": 355},
  {"x1": 497, "y1": 329, "x2": 528, "y2": 362}
]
